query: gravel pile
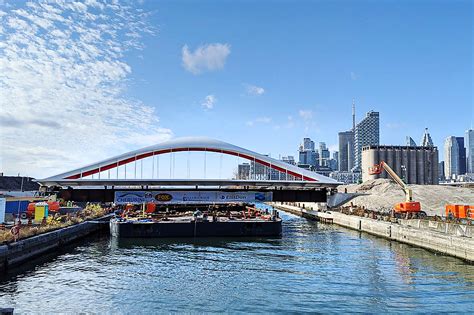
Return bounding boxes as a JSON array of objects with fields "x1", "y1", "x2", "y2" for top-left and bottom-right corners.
[{"x1": 338, "y1": 179, "x2": 474, "y2": 216}]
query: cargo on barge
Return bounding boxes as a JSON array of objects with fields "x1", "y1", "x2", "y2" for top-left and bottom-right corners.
[{"x1": 109, "y1": 203, "x2": 282, "y2": 238}]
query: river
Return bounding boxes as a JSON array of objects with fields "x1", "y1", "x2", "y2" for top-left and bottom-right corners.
[{"x1": 1, "y1": 207, "x2": 473, "y2": 313}]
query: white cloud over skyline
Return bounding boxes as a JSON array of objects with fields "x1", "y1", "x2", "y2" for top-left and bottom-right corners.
[
  {"x1": 298, "y1": 109, "x2": 313, "y2": 121},
  {"x1": 246, "y1": 117, "x2": 271, "y2": 126},
  {"x1": 182, "y1": 43, "x2": 231, "y2": 75},
  {"x1": 0, "y1": 0, "x2": 172, "y2": 177},
  {"x1": 245, "y1": 84, "x2": 265, "y2": 96},
  {"x1": 201, "y1": 94, "x2": 217, "y2": 110}
]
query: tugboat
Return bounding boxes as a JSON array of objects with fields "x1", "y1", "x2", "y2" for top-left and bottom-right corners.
[{"x1": 109, "y1": 203, "x2": 282, "y2": 238}]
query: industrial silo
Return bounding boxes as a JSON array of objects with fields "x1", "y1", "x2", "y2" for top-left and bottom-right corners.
[
  {"x1": 362, "y1": 146, "x2": 378, "y2": 182},
  {"x1": 416, "y1": 149, "x2": 425, "y2": 184},
  {"x1": 394, "y1": 147, "x2": 402, "y2": 178},
  {"x1": 408, "y1": 148, "x2": 417, "y2": 184}
]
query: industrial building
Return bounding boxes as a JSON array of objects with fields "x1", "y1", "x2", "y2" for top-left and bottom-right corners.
[{"x1": 362, "y1": 145, "x2": 439, "y2": 184}]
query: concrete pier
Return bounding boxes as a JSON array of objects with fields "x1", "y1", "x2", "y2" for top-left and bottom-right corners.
[
  {"x1": 0, "y1": 215, "x2": 112, "y2": 272},
  {"x1": 270, "y1": 203, "x2": 474, "y2": 263}
]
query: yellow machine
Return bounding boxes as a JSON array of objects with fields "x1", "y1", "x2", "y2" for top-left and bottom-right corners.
[{"x1": 369, "y1": 161, "x2": 425, "y2": 218}]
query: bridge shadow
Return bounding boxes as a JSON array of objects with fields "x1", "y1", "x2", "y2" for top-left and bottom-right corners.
[{"x1": 110, "y1": 235, "x2": 283, "y2": 252}]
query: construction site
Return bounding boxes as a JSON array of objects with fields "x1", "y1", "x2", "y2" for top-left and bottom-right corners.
[{"x1": 338, "y1": 178, "x2": 474, "y2": 217}]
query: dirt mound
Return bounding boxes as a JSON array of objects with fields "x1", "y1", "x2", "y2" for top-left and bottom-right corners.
[{"x1": 338, "y1": 178, "x2": 474, "y2": 216}]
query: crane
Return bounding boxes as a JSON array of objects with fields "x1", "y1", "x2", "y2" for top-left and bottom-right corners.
[{"x1": 369, "y1": 161, "x2": 425, "y2": 218}]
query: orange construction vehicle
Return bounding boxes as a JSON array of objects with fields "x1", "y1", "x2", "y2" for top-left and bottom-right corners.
[
  {"x1": 369, "y1": 161, "x2": 425, "y2": 218},
  {"x1": 445, "y1": 204, "x2": 474, "y2": 219}
]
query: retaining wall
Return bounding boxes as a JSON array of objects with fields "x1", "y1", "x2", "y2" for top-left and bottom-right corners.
[
  {"x1": 271, "y1": 203, "x2": 474, "y2": 263},
  {"x1": 0, "y1": 216, "x2": 111, "y2": 272}
]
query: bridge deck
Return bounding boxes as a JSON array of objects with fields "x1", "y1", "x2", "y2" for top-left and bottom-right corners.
[{"x1": 38, "y1": 178, "x2": 340, "y2": 188}]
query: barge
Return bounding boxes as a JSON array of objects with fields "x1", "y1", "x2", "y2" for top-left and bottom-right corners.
[{"x1": 110, "y1": 204, "x2": 282, "y2": 238}]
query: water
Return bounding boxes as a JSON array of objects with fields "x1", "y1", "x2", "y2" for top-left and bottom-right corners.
[{"x1": 1, "y1": 208, "x2": 473, "y2": 313}]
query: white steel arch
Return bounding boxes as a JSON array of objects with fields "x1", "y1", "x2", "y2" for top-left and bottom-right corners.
[{"x1": 41, "y1": 137, "x2": 339, "y2": 184}]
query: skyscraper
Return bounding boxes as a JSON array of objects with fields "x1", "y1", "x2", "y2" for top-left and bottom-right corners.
[
  {"x1": 298, "y1": 137, "x2": 318, "y2": 167},
  {"x1": 455, "y1": 137, "x2": 466, "y2": 175},
  {"x1": 466, "y1": 129, "x2": 474, "y2": 173},
  {"x1": 421, "y1": 128, "x2": 434, "y2": 147},
  {"x1": 354, "y1": 111, "x2": 380, "y2": 171},
  {"x1": 444, "y1": 136, "x2": 459, "y2": 179},
  {"x1": 300, "y1": 138, "x2": 315, "y2": 151},
  {"x1": 319, "y1": 142, "x2": 330, "y2": 167},
  {"x1": 330, "y1": 151, "x2": 339, "y2": 171},
  {"x1": 338, "y1": 131, "x2": 354, "y2": 171}
]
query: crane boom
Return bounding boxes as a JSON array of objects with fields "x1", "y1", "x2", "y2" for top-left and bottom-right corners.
[{"x1": 369, "y1": 161, "x2": 413, "y2": 202}]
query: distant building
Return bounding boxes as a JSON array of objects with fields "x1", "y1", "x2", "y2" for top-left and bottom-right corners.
[
  {"x1": 237, "y1": 163, "x2": 250, "y2": 179},
  {"x1": 298, "y1": 137, "x2": 318, "y2": 167},
  {"x1": 319, "y1": 142, "x2": 330, "y2": 167},
  {"x1": 362, "y1": 145, "x2": 439, "y2": 184},
  {"x1": 250, "y1": 160, "x2": 267, "y2": 180},
  {"x1": 329, "y1": 171, "x2": 361, "y2": 184},
  {"x1": 281, "y1": 156, "x2": 296, "y2": 165},
  {"x1": 444, "y1": 136, "x2": 459, "y2": 179},
  {"x1": 438, "y1": 161, "x2": 445, "y2": 181},
  {"x1": 406, "y1": 136, "x2": 417, "y2": 146},
  {"x1": 455, "y1": 137, "x2": 467, "y2": 175},
  {"x1": 420, "y1": 128, "x2": 434, "y2": 147},
  {"x1": 300, "y1": 138, "x2": 315, "y2": 151},
  {"x1": 354, "y1": 111, "x2": 380, "y2": 171},
  {"x1": 314, "y1": 165, "x2": 333, "y2": 177},
  {"x1": 330, "y1": 151, "x2": 339, "y2": 171},
  {"x1": 338, "y1": 130, "x2": 354, "y2": 171},
  {"x1": 297, "y1": 164, "x2": 316, "y2": 172},
  {"x1": 298, "y1": 150, "x2": 318, "y2": 167},
  {"x1": 466, "y1": 129, "x2": 474, "y2": 173}
]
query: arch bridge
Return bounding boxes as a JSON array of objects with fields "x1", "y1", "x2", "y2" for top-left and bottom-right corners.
[{"x1": 39, "y1": 137, "x2": 340, "y2": 202}]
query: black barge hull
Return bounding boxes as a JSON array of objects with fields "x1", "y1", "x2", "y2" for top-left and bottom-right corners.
[{"x1": 110, "y1": 219, "x2": 282, "y2": 238}]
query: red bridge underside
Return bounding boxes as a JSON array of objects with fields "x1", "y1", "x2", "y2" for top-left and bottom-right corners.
[{"x1": 65, "y1": 147, "x2": 317, "y2": 181}]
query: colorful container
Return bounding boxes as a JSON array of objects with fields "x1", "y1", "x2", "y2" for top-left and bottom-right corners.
[
  {"x1": 446, "y1": 204, "x2": 474, "y2": 219},
  {"x1": 34, "y1": 202, "x2": 49, "y2": 222}
]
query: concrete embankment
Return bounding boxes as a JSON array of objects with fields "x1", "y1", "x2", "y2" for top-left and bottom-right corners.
[
  {"x1": 0, "y1": 215, "x2": 111, "y2": 272},
  {"x1": 270, "y1": 203, "x2": 474, "y2": 263}
]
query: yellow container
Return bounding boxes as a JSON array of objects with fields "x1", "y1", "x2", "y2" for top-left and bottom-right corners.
[{"x1": 34, "y1": 202, "x2": 49, "y2": 222}]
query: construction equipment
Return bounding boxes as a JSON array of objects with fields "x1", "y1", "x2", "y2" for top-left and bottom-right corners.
[
  {"x1": 446, "y1": 204, "x2": 474, "y2": 220},
  {"x1": 369, "y1": 161, "x2": 425, "y2": 218}
]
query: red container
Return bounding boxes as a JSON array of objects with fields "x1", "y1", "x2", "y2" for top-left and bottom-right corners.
[
  {"x1": 146, "y1": 203, "x2": 156, "y2": 214},
  {"x1": 47, "y1": 201, "x2": 60, "y2": 212}
]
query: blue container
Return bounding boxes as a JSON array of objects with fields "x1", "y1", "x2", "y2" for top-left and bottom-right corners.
[{"x1": 5, "y1": 200, "x2": 29, "y2": 214}]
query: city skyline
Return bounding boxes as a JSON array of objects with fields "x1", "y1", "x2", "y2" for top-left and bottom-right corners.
[{"x1": 0, "y1": 0, "x2": 473, "y2": 178}]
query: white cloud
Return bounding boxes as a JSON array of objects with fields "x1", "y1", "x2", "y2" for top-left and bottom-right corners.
[
  {"x1": 182, "y1": 43, "x2": 231, "y2": 75},
  {"x1": 201, "y1": 95, "x2": 217, "y2": 110},
  {"x1": 245, "y1": 84, "x2": 265, "y2": 96},
  {"x1": 0, "y1": 1, "x2": 172, "y2": 178},
  {"x1": 350, "y1": 71, "x2": 357, "y2": 80},
  {"x1": 246, "y1": 116, "x2": 271, "y2": 126},
  {"x1": 298, "y1": 110, "x2": 313, "y2": 121}
]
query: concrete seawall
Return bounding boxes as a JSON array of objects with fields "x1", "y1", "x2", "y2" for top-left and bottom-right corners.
[
  {"x1": 271, "y1": 203, "x2": 474, "y2": 263},
  {"x1": 0, "y1": 215, "x2": 111, "y2": 272}
]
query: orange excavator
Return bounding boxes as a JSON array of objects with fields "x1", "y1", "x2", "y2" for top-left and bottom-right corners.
[{"x1": 369, "y1": 161, "x2": 426, "y2": 218}]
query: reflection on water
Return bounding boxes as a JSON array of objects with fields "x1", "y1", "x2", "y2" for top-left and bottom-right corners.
[{"x1": 0, "y1": 210, "x2": 473, "y2": 313}]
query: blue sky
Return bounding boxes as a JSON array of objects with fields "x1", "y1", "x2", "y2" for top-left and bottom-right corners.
[
  {"x1": 128, "y1": 0, "x2": 473, "y2": 157},
  {"x1": 0, "y1": 0, "x2": 472, "y2": 177}
]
